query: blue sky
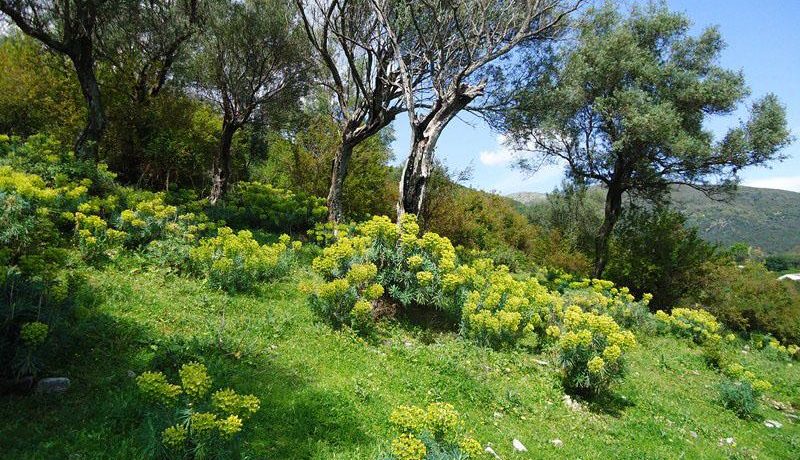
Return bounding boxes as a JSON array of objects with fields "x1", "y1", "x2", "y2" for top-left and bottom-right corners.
[{"x1": 390, "y1": 0, "x2": 800, "y2": 195}]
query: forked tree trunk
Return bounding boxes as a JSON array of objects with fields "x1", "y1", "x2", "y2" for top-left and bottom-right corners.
[
  {"x1": 593, "y1": 185, "x2": 624, "y2": 278},
  {"x1": 73, "y1": 51, "x2": 106, "y2": 161},
  {"x1": 397, "y1": 131, "x2": 435, "y2": 218},
  {"x1": 327, "y1": 141, "x2": 355, "y2": 222},
  {"x1": 209, "y1": 122, "x2": 237, "y2": 204}
]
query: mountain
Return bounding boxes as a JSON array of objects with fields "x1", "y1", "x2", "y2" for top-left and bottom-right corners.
[
  {"x1": 506, "y1": 191, "x2": 547, "y2": 205},
  {"x1": 508, "y1": 185, "x2": 800, "y2": 254}
]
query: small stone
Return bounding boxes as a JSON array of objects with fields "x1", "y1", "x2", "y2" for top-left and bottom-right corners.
[
  {"x1": 764, "y1": 420, "x2": 783, "y2": 429},
  {"x1": 127, "y1": 370, "x2": 136, "y2": 378},
  {"x1": 512, "y1": 439, "x2": 527, "y2": 452},
  {"x1": 718, "y1": 437, "x2": 736, "y2": 447},
  {"x1": 785, "y1": 413, "x2": 799, "y2": 421},
  {"x1": 689, "y1": 431, "x2": 698, "y2": 439},
  {"x1": 485, "y1": 446, "x2": 501, "y2": 459},
  {"x1": 534, "y1": 359, "x2": 549, "y2": 366},
  {"x1": 493, "y1": 411, "x2": 504, "y2": 419},
  {"x1": 563, "y1": 394, "x2": 581, "y2": 412},
  {"x1": 551, "y1": 439, "x2": 564, "y2": 448},
  {"x1": 35, "y1": 377, "x2": 70, "y2": 394}
]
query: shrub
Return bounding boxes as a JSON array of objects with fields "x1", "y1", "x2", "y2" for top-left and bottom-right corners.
[
  {"x1": 686, "y1": 261, "x2": 800, "y2": 343},
  {"x1": 558, "y1": 277, "x2": 652, "y2": 329},
  {"x1": 118, "y1": 196, "x2": 179, "y2": 247},
  {"x1": 719, "y1": 379, "x2": 759, "y2": 419},
  {"x1": 207, "y1": 181, "x2": 327, "y2": 233},
  {"x1": 654, "y1": 307, "x2": 721, "y2": 344},
  {"x1": 73, "y1": 212, "x2": 126, "y2": 264},
  {"x1": 190, "y1": 227, "x2": 297, "y2": 293},
  {"x1": 553, "y1": 306, "x2": 636, "y2": 395},
  {"x1": 385, "y1": 402, "x2": 483, "y2": 460},
  {"x1": 136, "y1": 362, "x2": 259, "y2": 457}
]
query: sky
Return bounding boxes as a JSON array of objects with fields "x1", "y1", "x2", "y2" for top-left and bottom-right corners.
[{"x1": 389, "y1": 0, "x2": 800, "y2": 195}]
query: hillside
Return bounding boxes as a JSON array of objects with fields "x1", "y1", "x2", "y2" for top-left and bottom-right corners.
[
  {"x1": 2, "y1": 260, "x2": 799, "y2": 458},
  {"x1": 509, "y1": 186, "x2": 800, "y2": 254}
]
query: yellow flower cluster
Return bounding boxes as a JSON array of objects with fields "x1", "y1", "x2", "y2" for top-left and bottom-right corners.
[
  {"x1": 190, "y1": 411, "x2": 218, "y2": 434},
  {"x1": 136, "y1": 371, "x2": 182, "y2": 405},
  {"x1": 161, "y1": 424, "x2": 187, "y2": 449},
  {"x1": 74, "y1": 212, "x2": 126, "y2": 261},
  {"x1": 391, "y1": 433, "x2": 427, "y2": 460},
  {"x1": 723, "y1": 363, "x2": 772, "y2": 393},
  {"x1": 19, "y1": 321, "x2": 49, "y2": 347},
  {"x1": 655, "y1": 308, "x2": 720, "y2": 343},
  {"x1": 346, "y1": 263, "x2": 378, "y2": 285},
  {"x1": 388, "y1": 402, "x2": 481, "y2": 459},
  {"x1": 211, "y1": 388, "x2": 260, "y2": 418},
  {"x1": 180, "y1": 362, "x2": 212, "y2": 399},
  {"x1": 216, "y1": 414, "x2": 244, "y2": 438}
]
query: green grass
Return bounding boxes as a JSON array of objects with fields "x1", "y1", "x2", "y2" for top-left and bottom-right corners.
[{"x1": 1, "y1": 254, "x2": 799, "y2": 459}]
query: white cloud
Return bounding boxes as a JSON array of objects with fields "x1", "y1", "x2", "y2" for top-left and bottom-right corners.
[
  {"x1": 478, "y1": 135, "x2": 518, "y2": 166},
  {"x1": 742, "y1": 176, "x2": 800, "y2": 193}
]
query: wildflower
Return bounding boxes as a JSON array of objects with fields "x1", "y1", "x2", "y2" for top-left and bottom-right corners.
[
  {"x1": 415, "y1": 271, "x2": 434, "y2": 285},
  {"x1": 459, "y1": 437, "x2": 483, "y2": 458},
  {"x1": 162, "y1": 424, "x2": 187, "y2": 449},
  {"x1": 389, "y1": 405, "x2": 427, "y2": 433},
  {"x1": 588, "y1": 356, "x2": 605, "y2": 374},
  {"x1": 19, "y1": 321, "x2": 49, "y2": 347},
  {"x1": 190, "y1": 412, "x2": 217, "y2": 434},
  {"x1": 363, "y1": 283, "x2": 384, "y2": 300},
  {"x1": 136, "y1": 371, "x2": 182, "y2": 405},
  {"x1": 426, "y1": 402, "x2": 459, "y2": 438},
  {"x1": 217, "y1": 415, "x2": 243, "y2": 438},
  {"x1": 180, "y1": 362, "x2": 211, "y2": 399},
  {"x1": 391, "y1": 433, "x2": 426, "y2": 460}
]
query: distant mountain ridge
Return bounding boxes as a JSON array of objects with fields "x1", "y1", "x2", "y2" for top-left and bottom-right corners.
[{"x1": 508, "y1": 185, "x2": 800, "y2": 254}]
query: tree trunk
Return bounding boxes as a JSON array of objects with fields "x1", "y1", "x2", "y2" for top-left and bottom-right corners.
[
  {"x1": 327, "y1": 141, "x2": 354, "y2": 222},
  {"x1": 397, "y1": 131, "x2": 435, "y2": 218},
  {"x1": 72, "y1": 52, "x2": 106, "y2": 161},
  {"x1": 209, "y1": 122, "x2": 237, "y2": 204},
  {"x1": 593, "y1": 185, "x2": 624, "y2": 278}
]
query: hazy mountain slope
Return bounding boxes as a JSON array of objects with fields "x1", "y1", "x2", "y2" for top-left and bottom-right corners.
[{"x1": 508, "y1": 185, "x2": 800, "y2": 254}]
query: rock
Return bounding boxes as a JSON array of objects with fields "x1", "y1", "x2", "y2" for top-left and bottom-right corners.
[
  {"x1": 785, "y1": 413, "x2": 799, "y2": 421},
  {"x1": 35, "y1": 377, "x2": 70, "y2": 394},
  {"x1": 493, "y1": 411, "x2": 504, "y2": 419},
  {"x1": 689, "y1": 431, "x2": 698, "y2": 439},
  {"x1": 718, "y1": 437, "x2": 736, "y2": 447},
  {"x1": 512, "y1": 439, "x2": 527, "y2": 452},
  {"x1": 485, "y1": 446, "x2": 501, "y2": 459},
  {"x1": 551, "y1": 439, "x2": 564, "y2": 448},
  {"x1": 533, "y1": 359, "x2": 549, "y2": 366},
  {"x1": 127, "y1": 370, "x2": 136, "y2": 378},
  {"x1": 764, "y1": 420, "x2": 783, "y2": 429},
  {"x1": 563, "y1": 394, "x2": 581, "y2": 412}
]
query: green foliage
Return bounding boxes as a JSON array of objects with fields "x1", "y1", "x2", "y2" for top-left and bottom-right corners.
[
  {"x1": 687, "y1": 262, "x2": 800, "y2": 343},
  {"x1": 136, "y1": 362, "x2": 260, "y2": 458},
  {"x1": 606, "y1": 207, "x2": 716, "y2": 310},
  {"x1": 190, "y1": 227, "x2": 297, "y2": 293},
  {"x1": 552, "y1": 306, "x2": 636, "y2": 395},
  {"x1": 208, "y1": 181, "x2": 327, "y2": 233},
  {"x1": 386, "y1": 402, "x2": 483, "y2": 460},
  {"x1": 718, "y1": 379, "x2": 759, "y2": 419},
  {"x1": 654, "y1": 308, "x2": 722, "y2": 344}
]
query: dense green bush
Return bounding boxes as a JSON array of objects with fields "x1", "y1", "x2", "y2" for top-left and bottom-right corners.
[
  {"x1": 551, "y1": 306, "x2": 637, "y2": 395},
  {"x1": 207, "y1": 181, "x2": 326, "y2": 234},
  {"x1": 190, "y1": 227, "x2": 298, "y2": 293},
  {"x1": 687, "y1": 262, "x2": 800, "y2": 343}
]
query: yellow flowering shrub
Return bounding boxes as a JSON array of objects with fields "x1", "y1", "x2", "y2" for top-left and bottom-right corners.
[
  {"x1": 19, "y1": 321, "x2": 49, "y2": 348},
  {"x1": 655, "y1": 307, "x2": 721, "y2": 344},
  {"x1": 74, "y1": 212, "x2": 126, "y2": 263},
  {"x1": 137, "y1": 362, "x2": 260, "y2": 454},
  {"x1": 386, "y1": 402, "x2": 483, "y2": 459},
  {"x1": 118, "y1": 195, "x2": 178, "y2": 246},
  {"x1": 190, "y1": 227, "x2": 297, "y2": 292},
  {"x1": 558, "y1": 277, "x2": 651, "y2": 329},
  {"x1": 555, "y1": 306, "x2": 637, "y2": 394}
]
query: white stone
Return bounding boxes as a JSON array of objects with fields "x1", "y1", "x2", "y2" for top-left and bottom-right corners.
[
  {"x1": 551, "y1": 439, "x2": 564, "y2": 448},
  {"x1": 485, "y1": 446, "x2": 501, "y2": 459},
  {"x1": 512, "y1": 439, "x2": 527, "y2": 452},
  {"x1": 764, "y1": 420, "x2": 783, "y2": 429}
]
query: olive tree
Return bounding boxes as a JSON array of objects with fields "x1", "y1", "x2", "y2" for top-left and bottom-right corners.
[
  {"x1": 372, "y1": 0, "x2": 581, "y2": 219},
  {"x1": 190, "y1": 0, "x2": 309, "y2": 203},
  {"x1": 499, "y1": 4, "x2": 791, "y2": 277}
]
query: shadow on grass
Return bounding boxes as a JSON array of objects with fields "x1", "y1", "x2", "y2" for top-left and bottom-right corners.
[
  {"x1": 579, "y1": 390, "x2": 636, "y2": 417},
  {"x1": 0, "y1": 309, "x2": 370, "y2": 459}
]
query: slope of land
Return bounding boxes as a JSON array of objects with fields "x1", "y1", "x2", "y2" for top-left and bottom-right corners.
[
  {"x1": 509, "y1": 186, "x2": 800, "y2": 254},
  {"x1": 1, "y1": 255, "x2": 798, "y2": 459}
]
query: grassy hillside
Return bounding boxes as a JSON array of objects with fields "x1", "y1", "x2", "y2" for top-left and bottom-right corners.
[
  {"x1": 509, "y1": 186, "x2": 800, "y2": 254},
  {"x1": 2, "y1": 256, "x2": 798, "y2": 459}
]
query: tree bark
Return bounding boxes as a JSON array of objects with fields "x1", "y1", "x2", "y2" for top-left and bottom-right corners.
[
  {"x1": 327, "y1": 141, "x2": 354, "y2": 222},
  {"x1": 209, "y1": 122, "x2": 237, "y2": 204},
  {"x1": 72, "y1": 45, "x2": 106, "y2": 161},
  {"x1": 593, "y1": 184, "x2": 624, "y2": 278},
  {"x1": 397, "y1": 130, "x2": 435, "y2": 218}
]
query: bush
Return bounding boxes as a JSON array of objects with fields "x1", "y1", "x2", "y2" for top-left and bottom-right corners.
[
  {"x1": 556, "y1": 277, "x2": 652, "y2": 330},
  {"x1": 207, "y1": 181, "x2": 327, "y2": 233},
  {"x1": 552, "y1": 306, "x2": 636, "y2": 395},
  {"x1": 73, "y1": 212, "x2": 126, "y2": 264},
  {"x1": 136, "y1": 362, "x2": 260, "y2": 457},
  {"x1": 687, "y1": 262, "x2": 800, "y2": 343},
  {"x1": 719, "y1": 379, "x2": 759, "y2": 419},
  {"x1": 190, "y1": 227, "x2": 297, "y2": 293},
  {"x1": 385, "y1": 402, "x2": 483, "y2": 460},
  {"x1": 118, "y1": 196, "x2": 179, "y2": 247},
  {"x1": 654, "y1": 307, "x2": 721, "y2": 344}
]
